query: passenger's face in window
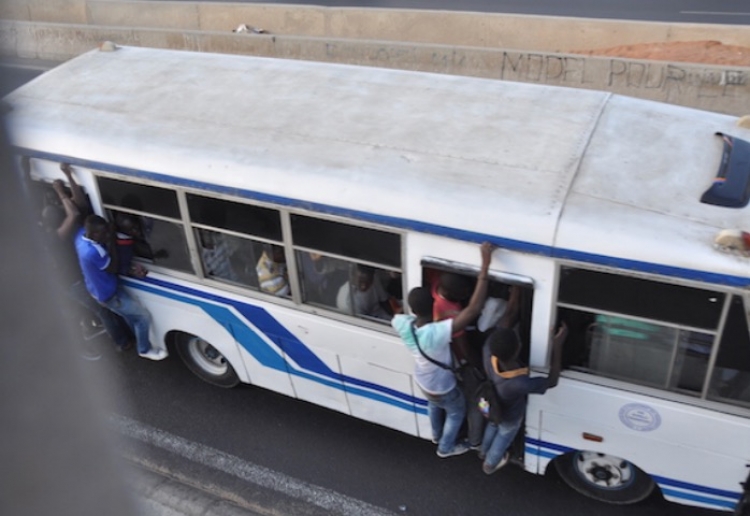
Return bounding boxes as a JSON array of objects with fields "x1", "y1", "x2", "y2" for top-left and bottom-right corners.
[
  {"x1": 117, "y1": 216, "x2": 142, "y2": 238},
  {"x1": 271, "y1": 246, "x2": 285, "y2": 263},
  {"x1": 356, "y1": 271, "x2": 374, "y2": 292},
  {"x1": 199, "y1": 230, "x2": 217, "y2": 249}
]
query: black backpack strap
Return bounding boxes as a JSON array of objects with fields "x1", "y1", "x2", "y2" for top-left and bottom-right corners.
[{"x1": 410, "y1": 321, "x2": 457, "y2": 373}]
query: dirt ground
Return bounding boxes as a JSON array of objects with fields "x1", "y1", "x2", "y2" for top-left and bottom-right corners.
[{"x1": 573, "y1": 40, "x2": 750, "y2": 66}]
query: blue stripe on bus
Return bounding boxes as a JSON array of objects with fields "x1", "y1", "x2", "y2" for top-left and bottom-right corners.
[
  {"x1": 524, "y1": 437, "x2": 741, "y2": 509},
  {"x1": 660, "y1": 488, "x2": 739, "y2": 510},
  {"x1": 141, "y1": 277, "x2": 426, "y2": 407},
  {"x1": 209, "y1": 302, "x2": 419, "y2": 412},
  {"x1": 289, "y1": 367, "x2": 418, "y2": 414},
  {"x1": 17, "y1": 147, "x2": 750, "y2": 288},
  {"x1": 653, "y1": 475, "x2": 742, "y2": 501},
  {"x1": 124, "y1": 277, "x2": 428, "y2": 415},
  {"x1": 200, "y1": 303, "x2": 289, "y2": 373},
  {"x1": 525, "y1": 437, "x2": 574, "y2": 454},
  {"x1": 524, "y1": 445, "x2": 558, "y2": 460}
]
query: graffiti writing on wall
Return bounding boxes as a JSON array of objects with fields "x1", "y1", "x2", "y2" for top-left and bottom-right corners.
[{"x1": 500, "y1": 52, "x2": 748, "y2": 99}]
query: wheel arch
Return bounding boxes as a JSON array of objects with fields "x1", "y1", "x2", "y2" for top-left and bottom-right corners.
[
  {"x1": 166, "y1": 329, "x2": 249, "y2": 387},
  {"x1": 550, "y1": 449, "x2": 658, "y2": 505}
]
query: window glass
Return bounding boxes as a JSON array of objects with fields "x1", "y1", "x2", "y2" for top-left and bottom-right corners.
[
  {"x1": 254, "y1": 243, "x2": 290, "y2": 297},
  {"x1": 109, "y1": 209, "x2": 192, "y2": 273},
  {"x1": 187, "y1": 193, "x2": 288, "y2": 296},
  {"x1": 558, "y1": 267, "x2": 724, "y2": 330},
  {"x1": 290, "y1": 215, "x2": 400, "y2": 268},
  {"x1": 187, "y1": 194, "x2": 282, "y2": 241},
  {"x1": 290, "y1": 215, "x2": 402, "y2": 322},
  {"x1": 707, "y1": 295, "x2": 750, "y2": 407},
  {"x1": 559, "y1": 308, "x2": 713, "y2": 393},
  {"x1": 295, "y1": 251, "x2": 400, "y2": 321},
  {"x1": 194, "y1": 229, "x2": 267, "y2": 289},
  {"x1": 99, "y1": 177, "x2": 180, "y2": 219}
]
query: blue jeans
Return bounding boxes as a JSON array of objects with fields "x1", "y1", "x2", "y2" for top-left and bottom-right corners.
[
  {"x1": 425, "y1": 386, "x2": 466, "y2": 455},
  {"x1": 481, "y1": 418, "x2": 523, "y2": 468},
  {"x1": 69, "y1": 281, "x2": 131, "y2": 348},
  {"x1": 102, "y1": 287, "x2": 153, "y2": 354}
]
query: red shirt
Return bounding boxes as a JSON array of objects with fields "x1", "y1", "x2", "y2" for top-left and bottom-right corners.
[{"x1": 429, "y1": 270, "x2": 465, "y2": 337}]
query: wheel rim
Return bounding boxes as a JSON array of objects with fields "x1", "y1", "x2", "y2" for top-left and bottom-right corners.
[
  {"x1": 186, "y1": 336, "x2": 229, "y2": 376},
  {"x1": 573, "y1": 451, "x2": 635, "y2": 490}
]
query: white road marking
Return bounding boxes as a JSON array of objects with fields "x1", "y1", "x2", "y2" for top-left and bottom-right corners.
[
  {"x1": 111, "y1": 414, "x2": 397, "y2": 516},
  {"x1": 680, "y1": 10, "x2": 750, "y2": 16}
]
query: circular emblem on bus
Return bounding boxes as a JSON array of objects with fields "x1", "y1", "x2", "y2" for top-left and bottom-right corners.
[{"x1": 618, "y1": 403, "x2": 661, "y2": 432}]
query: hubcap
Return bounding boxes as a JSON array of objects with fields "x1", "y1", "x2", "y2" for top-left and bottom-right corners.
[
  {"x1": 186, "y1": 336, "x2": 228, "y2": 376},
  {"x1": 575, "y1": 451, "x2": 633, "y2": 489}
]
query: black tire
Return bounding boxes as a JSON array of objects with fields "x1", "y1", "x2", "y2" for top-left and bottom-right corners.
[
  {"x1": 175, "y1": 333, "x2": 240, "y2": 388},
  {"x1": 735, "y1": 489, "x2": 750, "y2": 516},
  {"x1": 554, "y1": 451, "x2": 655, "y2": 505}
]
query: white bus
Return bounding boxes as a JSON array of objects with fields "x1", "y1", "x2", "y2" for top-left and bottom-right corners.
[{"x1": 4, "y1": 45, "x2": 749, "y2": 512}]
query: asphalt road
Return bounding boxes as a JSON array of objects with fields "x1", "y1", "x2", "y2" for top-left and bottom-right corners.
[
  {"x1": 88, "y1": 337, "x2": 721, "y2": 516},
  {"x1": 163, "y1": 0, "x2": 750, "y2": 24}
]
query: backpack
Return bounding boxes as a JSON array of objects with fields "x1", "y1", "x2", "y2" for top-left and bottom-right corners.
[{"x1": 475, "y1": 378, "x2": 502, "y2": 424}]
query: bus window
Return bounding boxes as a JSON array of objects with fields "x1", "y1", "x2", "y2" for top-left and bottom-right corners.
[
  {"x1": 335, "y1": 264, "x2": 398, "y2": 321},
  {"x1": 421, "y1": 266, "x2": 530, "y2": 367},
  {"x1": 707, "y1": 295, "x2": 750, "y2": 407},
  {"x1": 193, "y1": 229, "x2": 259, "y2": 287},
  {"x1": 558, "y1": 267, "x2": 725, "y2": 329},
  {"x1": 290, "y1": 214, "x2": 402, "y2": 321},
  {"x1": 186, "y1": 193, "x2": 282, "y2": 240},
  {"x1": 187, "y1": 194, "x2": 285, "y2": 293},
  {"x1": 99, "y1": 177, "x2": 192, "y2": 273},
  {"x1": 557, "y1": 267, "x2": 722, "y2": 395}
]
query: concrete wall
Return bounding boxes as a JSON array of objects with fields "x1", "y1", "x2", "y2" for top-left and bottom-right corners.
[
  {"x1": 0, "y1": 2, "x2": 749, "y2": 115},
  {"x1": 2, "y1": 0, "x2": 749, "y2": 52}
]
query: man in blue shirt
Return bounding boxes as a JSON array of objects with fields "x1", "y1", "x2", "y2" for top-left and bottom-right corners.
[
  {"x1": 75, "y1": 214, "x2": 166, "y2": 360},
  {"x1": 392, "y1": 242, "x2": 494, "y2": 458}
]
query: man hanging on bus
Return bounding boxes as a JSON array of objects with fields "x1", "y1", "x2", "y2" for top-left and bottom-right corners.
[
  {"x1": 392, "y1": 242, "x2": 494, "y2": 458},
  {"x1": 479, "y1": 323, "x2": 567, "y2": 474},
  {"x1": 33, "y1": 160, "x2": 133, "y2": 357},
  {"x1": 75, "y1": 214, "x2": 167, "y2": 361}
]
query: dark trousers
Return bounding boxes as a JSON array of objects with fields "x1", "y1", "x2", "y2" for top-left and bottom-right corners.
[{"x1": 68, "y1": 280, "x2": 132, "y2": 348}]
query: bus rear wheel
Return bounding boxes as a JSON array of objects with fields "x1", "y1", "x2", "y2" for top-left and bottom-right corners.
[
  {"x1": 555, "y1": 451, "x2": 655, "y2": 505},
  {"x1": 175, "y1": 333, "x2": 240, "y2": 388}
]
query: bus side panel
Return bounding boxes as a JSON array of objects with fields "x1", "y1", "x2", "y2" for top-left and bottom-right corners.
[
  {"x1": 412, "y1": 378, "x2": 432, "y2": 440},
  {"x1": 125, "y1": 280, "x2": 250, "y2": 380},
  {"x1": 528, "y1": 378, "x2": 749, "y2": 511},
  {"x1": 339, "y1": 356, "x2": 422, "y2": 436},
  {"x1": 253, "y1": 304, "x2": 423, "y2": 437},
  {"x1": 128, "y1": 277, "x2": 298, "y2": 395},
  {"x1": 284, "y1": 339, "x2": 350, "y2": 414}
]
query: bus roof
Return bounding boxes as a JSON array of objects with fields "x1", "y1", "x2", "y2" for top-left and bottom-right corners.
[{"x1": 4, "y1": 45, "x2": 749, "y2": 287}]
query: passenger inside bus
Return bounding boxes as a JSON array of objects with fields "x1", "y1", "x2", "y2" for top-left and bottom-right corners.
[
  {"x1": 116, "y1": 194, "x2": 188, "y2": 271},
  {"x1": 430, "y1": 270, "x2": 473, "y2": 363},
  {"x1": 336, "y1": 264, "x2": 394, "y2": 320},
  {"x1": 256, "y1": 244, "x2": 290, "y2": 296},
  {"x1": 196, "y1": 229, "x2": 239, "y2": 283},
  {"x1": 297, "y1": 252, "x2": 334, "y2": 304},
  {"x1": 114, "y1": 213, "x2": 149, "y2": 278},
  {"x1": 423, "y1": 269, "x2": 522, "y2": 366},
  {"x1": 477, "y1": 283, "x2": 521, "y2": 334}
]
